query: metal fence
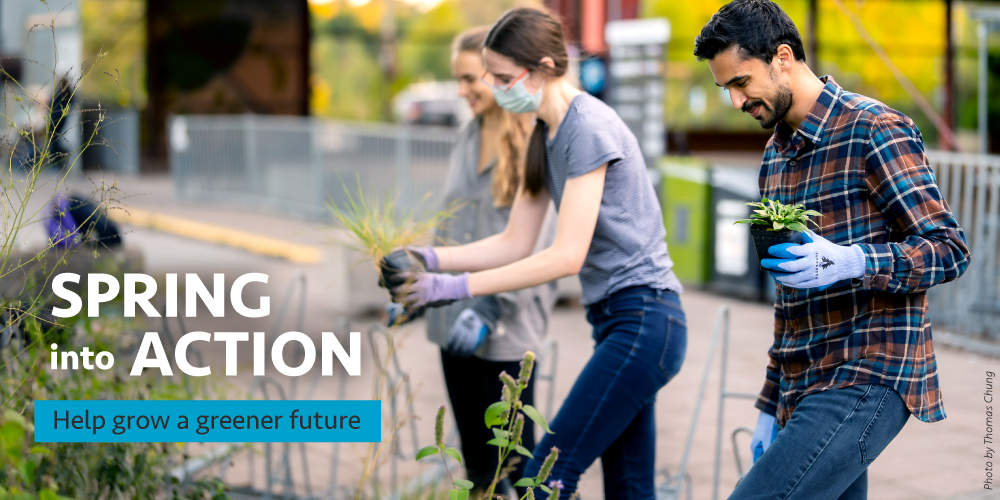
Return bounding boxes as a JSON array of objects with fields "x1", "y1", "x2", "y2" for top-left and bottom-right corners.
[
  {"x1": 169, "y1": 115, "x2": 457, "y2": 219},
  {"x1": 167, "y1": 115, "x2": 1000, "y2": 337},
  {"x1": 926, "y1": 151, "x2": 1000, "y2": 337}
]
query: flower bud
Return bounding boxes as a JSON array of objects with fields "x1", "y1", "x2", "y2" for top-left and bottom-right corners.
[
  {"x1": 537, "y1": 447, "x2": 559, "y2": 482},
  {"x1": 518, "y1": 351, "x2": 535, "y2": 388},
  {"x1": 500, "y1": 371, "x2": 518, "y2": 396},
  {"x1": 435, "y1": 405, "x2": 445, "y2": 449},
  {"x1": 510, "y1": 414, "x2": 524, "y2": 445},
  {"x1": 500, "y1": 385, "x2": 512, "y2": 423},
  {"x1": 548, "y1": 480, "x2": 563, "y2": 500}
]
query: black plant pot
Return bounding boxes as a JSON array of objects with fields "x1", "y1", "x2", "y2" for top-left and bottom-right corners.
[{"x1": 750, "y1": 227, "x2": 803, "y2": 268}]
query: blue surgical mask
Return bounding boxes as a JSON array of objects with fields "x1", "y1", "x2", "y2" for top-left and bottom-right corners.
[{"x1": 491, "y1": 76, "x2": 545, "y2": 113}]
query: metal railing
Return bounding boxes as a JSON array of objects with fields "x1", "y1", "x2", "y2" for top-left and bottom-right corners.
[
  {"x1": 926, "y1": 152, "x2": 1000, "y2": 338},
  {"x1": 169, "y1": 115, "x2": 457, "y2": 219}
]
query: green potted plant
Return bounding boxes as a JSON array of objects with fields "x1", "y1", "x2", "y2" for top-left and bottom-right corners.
[{"x1": 735, "y1": 197, "x2": 821, "y2": 267}]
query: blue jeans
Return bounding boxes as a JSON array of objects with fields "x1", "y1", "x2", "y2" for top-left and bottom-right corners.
[
  {"x1": 523, "y1": 286, "x2": 687, "y2": 499},
  {"x1": 730, "y1": 384, "x2": 911, "y2": 500}
]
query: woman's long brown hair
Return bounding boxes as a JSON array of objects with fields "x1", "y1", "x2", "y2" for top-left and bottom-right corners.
[
  {"x1": 483, "y1": 7, "x2": 569, "y2": 197},
  {"x1": 453, "y1": 26, "x2": 528, "y2": 207}
]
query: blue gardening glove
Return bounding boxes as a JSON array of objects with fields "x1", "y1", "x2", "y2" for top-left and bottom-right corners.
[
  {"x1": 750, "y1": 411, "x2": 780, "y2": 464},
  {"x1": 760, "y1": 229, "x2": 866, "y2": 291},
  {"x1": 385, "y1": 302, "x2": 424, "y2": 327},
  {"x1": 447, "y1": 308, "x2": 490, "y2": 356}
]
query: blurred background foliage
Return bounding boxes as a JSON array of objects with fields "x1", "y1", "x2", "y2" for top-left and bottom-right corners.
[
  {"x1": 76, "y1": 0, "x2": 998, "y2": 146},
  {"x1": 79, "y1": 0, "x2": 146, "y2": 109}
]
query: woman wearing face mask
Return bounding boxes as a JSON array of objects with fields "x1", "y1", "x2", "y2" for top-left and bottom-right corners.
[
  {"x1": 401, "y1": 26, "x2": 558, "y2": 493},
  {"x1": 382, "y1": 8, "x2": 686, "y2": 499}
]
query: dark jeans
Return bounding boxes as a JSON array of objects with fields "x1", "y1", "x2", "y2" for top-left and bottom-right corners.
[
  {"x1": 441, "y1": 349, "x2": 535, "y2": 492},
  {"x1": 730, "y1": 384, "x2": 910, "y2": 500},
  {"x1": 523, "y1": 286, "x2": 687, "y2": 499}
]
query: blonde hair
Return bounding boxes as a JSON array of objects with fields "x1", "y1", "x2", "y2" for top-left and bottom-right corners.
[{"x1": 452, "y1": 26, "x2": 529, "y2": 207}]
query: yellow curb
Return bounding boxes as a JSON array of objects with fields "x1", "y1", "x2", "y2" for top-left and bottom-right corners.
[{"x1": 111, "y1": 207, "x2": 323, "y2": 264}]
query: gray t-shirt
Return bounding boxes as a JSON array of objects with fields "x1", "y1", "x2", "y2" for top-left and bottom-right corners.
[
  {"x1": 426, "y1": 116, "x2": 559, "y2": 362},
  {"x1": 544, "y1": 93, "x2": 682, "y2": 305}
]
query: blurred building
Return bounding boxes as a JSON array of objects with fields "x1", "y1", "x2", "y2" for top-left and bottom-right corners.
[{"x1": 144, "y1": 0, "x2": 310, "y2": 170}]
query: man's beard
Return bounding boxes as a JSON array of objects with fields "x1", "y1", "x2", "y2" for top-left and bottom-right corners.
[{"x1": 741, "y1": 84, "x2": 793, "y2": 129}]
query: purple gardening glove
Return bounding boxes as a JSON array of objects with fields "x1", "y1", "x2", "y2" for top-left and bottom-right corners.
[
  {"x1": 396, "y1": 272, "x2": 472, "y2": 310},
  {"x1": 406, "y1": 246, "x2": 439, "y2": 271}
]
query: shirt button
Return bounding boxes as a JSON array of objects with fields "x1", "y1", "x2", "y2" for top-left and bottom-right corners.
[
  {"x1": 464, "y1": 232, "x2": 472, "y2": 241},
  {"x1": 788, "y1": 159, "x2": 797, "y2": 166}
]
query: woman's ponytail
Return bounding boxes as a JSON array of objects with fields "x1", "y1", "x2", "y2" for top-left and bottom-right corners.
[{"x1": 523, "y1": 118, "x2": 547, "y2": 196}]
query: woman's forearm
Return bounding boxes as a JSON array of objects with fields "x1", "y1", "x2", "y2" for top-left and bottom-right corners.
[
  {"x1": 466, "y1": 166, "x2": 606, "y2": 295},
  {"x1": 466, "y1": 245, "x2": 580, "y2": 296},
  {"x1": 435, "y1": 232, "x2": 534, "y2": 272},
  {"x1": 434, "y1": 187, "x2": 551, "y2": 272}
]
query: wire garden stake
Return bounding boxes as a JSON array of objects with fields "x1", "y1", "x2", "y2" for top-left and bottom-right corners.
[
  {"x1": 711, "y1": 306, "x2": 758, "y2": 500},
  {"x1": 656, "y1": 305, "x2": 728, "y2": 500},
  {"x1": 365, "y1": 322, "x2": 422, "y2": 495}
]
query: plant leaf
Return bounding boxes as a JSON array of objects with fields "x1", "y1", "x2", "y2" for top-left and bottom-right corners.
[
  {"x1": 539, "y1": 485, "x2": 552, "y2": 494},
  {"x1": 444, "y1": 447, "x2": 463, "y2": 465},
  {"x1": 521, "y1": 405, "x2": 553, "y2": 434},
  {"x1": 453, "y1": 479, "x2": 474, "y2": 489},
  {"x1": 415, "y1": 446, "x2": 439, "y2": 461},
  {"x1": 486, "y1": 437, "x2": 510, "y2": 447},
  {"x1": 484, "y1": 402, "x2": 510, "y2": 428},
  {"x1": 786, "y1": 222, "x2": 806, "y2": 232},
  {"x1": 772, "y1": 221, "x2": 784, "y2": 230},
  {"x1": 449, "y1": 488, "x2": 469, "y2": 500},
  {"x1": 514, "y1": 478, "x2": 536, "y2": 487},
  {"x1": 492, "y1": 428, "x2": 510, "y2": 440},
  {"x1": 514, "y1": 445, "x2": 534, "y2": 459}
]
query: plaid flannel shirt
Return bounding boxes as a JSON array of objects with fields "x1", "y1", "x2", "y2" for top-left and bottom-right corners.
[{"x1": 755, "y1": 76, "x2": 971, "y2": 426}]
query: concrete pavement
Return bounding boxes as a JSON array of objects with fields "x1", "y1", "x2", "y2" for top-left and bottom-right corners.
[{"x1": 55, "y1": 172, "x2": 1000, "y2": 499}]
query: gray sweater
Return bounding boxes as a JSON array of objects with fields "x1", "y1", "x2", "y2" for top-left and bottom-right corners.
[{"x1": 425, "y1": 116, "x2": 558, "y2": 362}]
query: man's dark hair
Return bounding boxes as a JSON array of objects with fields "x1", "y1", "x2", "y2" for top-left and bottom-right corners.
[{"x1": 693, "y1": 0, "x2": 806, "y2": 63}]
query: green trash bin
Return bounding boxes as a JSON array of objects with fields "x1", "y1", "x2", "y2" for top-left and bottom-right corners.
[{"x1": 658, "y1": 156, "x2": 713, "y2": 286}]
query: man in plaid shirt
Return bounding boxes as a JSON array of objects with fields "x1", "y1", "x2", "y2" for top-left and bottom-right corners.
[{"x1": 696, "y1": 1, "x2": 970, "y2": 498}]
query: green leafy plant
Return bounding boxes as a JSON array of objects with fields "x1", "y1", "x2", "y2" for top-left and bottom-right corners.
[
  {"x1": 416, "y1": 352, "x2": 559, "y2": 500},
  {"x1": 735, "y1": 197, "x2": 821, "y2": 232},
  {"x1": 414, "y1": 406, "x2": 474, "y2": 500}
]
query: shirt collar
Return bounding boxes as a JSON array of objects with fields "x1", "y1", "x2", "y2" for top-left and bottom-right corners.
[{"x1": 772, "y1": 75, "x2": 842, "y2": 156}]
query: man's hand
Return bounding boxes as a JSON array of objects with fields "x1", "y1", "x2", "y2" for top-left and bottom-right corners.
[
  {"x1": 750, "y1": 411, "x2": 780, "y2": 463},
  {"x1": 760, "y1": 229, "x2": 865, "y2": 290}
]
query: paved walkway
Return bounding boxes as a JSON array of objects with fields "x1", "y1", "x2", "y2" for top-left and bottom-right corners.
[{"x1": 60, "y1": 172, "x2": 1000, "y2": 499}]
